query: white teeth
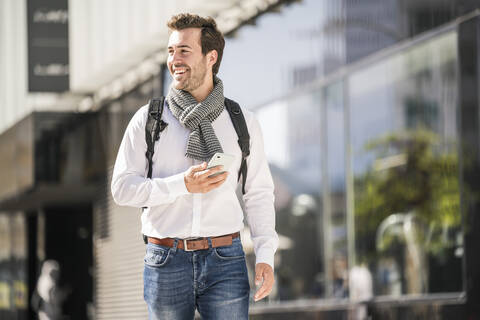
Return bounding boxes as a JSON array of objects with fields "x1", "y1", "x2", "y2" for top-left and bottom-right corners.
[{"x1": 174, "y1": 68, "x2": 187, "y2": 74}]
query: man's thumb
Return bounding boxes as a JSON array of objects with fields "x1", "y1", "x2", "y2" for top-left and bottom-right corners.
[{"x1": 192, "y1": 162, "x2": 207, "y2": 172}]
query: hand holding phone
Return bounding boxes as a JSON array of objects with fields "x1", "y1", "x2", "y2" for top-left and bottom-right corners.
[
  {"x1": 184, "y1": 153, "x2": 236, "y2": 193},
  {"x1": 207, "y1": 153, "x2": 235, "y2": 177}
]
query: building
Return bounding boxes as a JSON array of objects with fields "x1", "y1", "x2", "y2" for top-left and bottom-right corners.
[{"x1": 1, "y1": 0, "x2": 480, "y2": 319}]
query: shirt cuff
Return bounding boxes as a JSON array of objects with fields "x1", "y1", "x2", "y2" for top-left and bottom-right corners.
[
  {"x1": 159, "y1": 172, "x2": 189, "y2": 197},
  {"x1": 255, "y1": 247, "x2": 275, "y2": 270}
]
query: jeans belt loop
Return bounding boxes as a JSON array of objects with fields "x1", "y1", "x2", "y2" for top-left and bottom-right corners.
[{"x1": 207, "y1": 237, "x2": 213, "y2": 249}]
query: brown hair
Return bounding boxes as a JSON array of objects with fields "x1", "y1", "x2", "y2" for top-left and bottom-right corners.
[{"x1": 167, "y1": 13, "x2": 225, "y2": 75}]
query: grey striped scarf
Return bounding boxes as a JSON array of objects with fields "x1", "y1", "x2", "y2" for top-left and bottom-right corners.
[{"x1": 166, "y1": 76, "x2": 224, "y2": 161}]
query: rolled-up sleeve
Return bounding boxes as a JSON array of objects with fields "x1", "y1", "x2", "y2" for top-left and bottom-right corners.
[
  {"x1": 243, "y1": 115, "x2": 279, "y2": 269},
  {"x1": 111, "y1": 106, "x2": 189, "y2": 208}
]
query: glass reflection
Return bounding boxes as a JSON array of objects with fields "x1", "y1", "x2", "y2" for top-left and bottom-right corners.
[
  {"x1": 349, "y1": 31, "x2": 461, "y2": 296},
  {"x1": 324, "y1": 82, "x2": 348, "y2": 298},
  {"x1": 256, "y1": 92, "x2": 323, "y2": 300},
  {"x1": 221, "y1": 0, "x2": 324, "y2": 109}
]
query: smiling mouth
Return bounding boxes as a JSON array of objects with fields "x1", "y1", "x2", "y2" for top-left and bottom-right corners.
[{"x1": 173, "y1": 67, "x2": 188, "y2": 76}]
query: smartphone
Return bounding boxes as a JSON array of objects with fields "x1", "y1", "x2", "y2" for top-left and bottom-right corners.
[{"x1": 207, "y1": 152, "x2": 236, "y2": 177}]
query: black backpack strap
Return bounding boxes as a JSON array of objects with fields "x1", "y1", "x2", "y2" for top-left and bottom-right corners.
[
  {"x1": 145, "y1": 97, "x2": 168, "y2": 179},
  {"x1": 225, "y1": 98, "x2": 250, "y2": 195},
  {"x1": 143, "y1": 97, "x2": 167, "y2": 244}
]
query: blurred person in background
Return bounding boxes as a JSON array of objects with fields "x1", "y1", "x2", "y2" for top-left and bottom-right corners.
[
  {"x1": 332, "y1": 254, "x2": 348, "y2": 298},
  {"x1": 31, "y1": 260, "x2": 69, "y2": 320},
  {"x1": 111, "y1": 13, "x2": 278, "y2": 320},
  {"x1": 349, "y1": 264, "x2": 373, "y2": 320}
]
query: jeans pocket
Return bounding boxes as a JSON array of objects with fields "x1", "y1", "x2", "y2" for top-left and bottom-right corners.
[
  {"x1": 144, "y1": 245, "x2": 170, "y2": 267},
  {"x1": 214, "y1": 241, "x2": 245, "y2": 260}
]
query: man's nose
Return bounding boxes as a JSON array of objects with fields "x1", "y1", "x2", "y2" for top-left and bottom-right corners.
[{"x1": 169, "y1": 50, "x2": 182, "y2": 63}]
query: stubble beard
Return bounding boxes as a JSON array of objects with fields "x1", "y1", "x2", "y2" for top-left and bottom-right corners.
[{"x1": 173, "y1": 58, "x2": 208, "y2": 93}]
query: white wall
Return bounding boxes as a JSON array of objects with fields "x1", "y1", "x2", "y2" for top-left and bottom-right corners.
[
  {"x1": 0, "y1": 0, "x2": 29, "y2": 134},
  {"x1": 69, "y1": 0, "x2": 237, "y2": 93}
]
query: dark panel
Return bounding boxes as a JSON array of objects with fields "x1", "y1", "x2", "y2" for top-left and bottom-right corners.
[
  {"x1": 27, "y1": 214, "x2": 38, "y2": 320},
  {"x1": 343, "y1": 0, "x2": 480, "y2": 67},
  {"x1": 33, "y1": 112, "x2": 106, "y2": 186},
  {"x1": 27, "y1": 0, "x2": 69, "y2": 92},
  {"x1": 367, "y1": 298, "x2": 466, "y2": 319},
  {"x1": 44, "y1": 206, "x2": 93, "y2": 320},
  {"x1": 250, "y1": 297, "x2": 466, "y2": 319},
  {"x1": 458, "y1": 17, "x2": 480, "y2": 319}
]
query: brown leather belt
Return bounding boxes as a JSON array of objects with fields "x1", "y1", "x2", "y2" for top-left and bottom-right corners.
[{"x1": 147, "y1": 232, "x2": 240, "y2": 251}]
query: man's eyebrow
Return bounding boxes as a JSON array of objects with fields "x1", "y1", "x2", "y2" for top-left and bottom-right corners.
[{"x1": 167, "y1": 44, "x2": 192, "y2": 50}]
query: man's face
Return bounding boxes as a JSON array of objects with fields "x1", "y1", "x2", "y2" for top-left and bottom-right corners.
[{"x1": 167, "y1": 28, "x2": 209, "y2": 92}]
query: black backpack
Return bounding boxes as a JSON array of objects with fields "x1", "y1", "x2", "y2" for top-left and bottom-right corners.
[{"x1": 144, "y1": 96, "x2": 250, "y2": 195}]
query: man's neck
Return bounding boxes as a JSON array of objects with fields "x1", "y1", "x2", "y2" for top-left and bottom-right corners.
[{"x1": 189, "y1": 74, "x2": 214, "y2": 102}]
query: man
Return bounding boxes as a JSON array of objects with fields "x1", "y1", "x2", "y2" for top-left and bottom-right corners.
[{"x1": 111, "y1": 13, "x2": 278, "y2": 319}]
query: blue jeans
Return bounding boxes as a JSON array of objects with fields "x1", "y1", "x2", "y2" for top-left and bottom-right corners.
[{"x1": 143, "y1": 237, "x2": 250, "y2": 320}]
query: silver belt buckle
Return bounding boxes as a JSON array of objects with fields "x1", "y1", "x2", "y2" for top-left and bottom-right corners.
[{"x1": 183, "y1": 239, "x2": 195, "y2": 251}]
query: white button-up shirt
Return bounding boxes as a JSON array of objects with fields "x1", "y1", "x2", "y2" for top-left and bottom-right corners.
[{"x1": 111, "y1": 102, "x2": 278, "y2": 267}]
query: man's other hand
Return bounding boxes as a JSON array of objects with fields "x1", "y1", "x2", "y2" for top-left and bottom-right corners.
[
  {"x1": 184, "y1": 162, "x2": 229, "y2": 193},
  {"x1": 254, "y1": 263, "x2": 274, "y2": 301}
]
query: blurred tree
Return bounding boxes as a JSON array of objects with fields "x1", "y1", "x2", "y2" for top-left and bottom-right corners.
[{"x1": 354, "y1": 129, "x2": 460, "y2": 260}]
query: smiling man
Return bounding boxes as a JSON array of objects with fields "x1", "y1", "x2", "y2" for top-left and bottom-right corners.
[{"x1": 111, "y1": 13, "x2": 278, "y2": 320}]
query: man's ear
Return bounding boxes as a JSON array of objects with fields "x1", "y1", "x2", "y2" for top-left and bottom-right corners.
[{"x1": 207, "y1": 50, "x2": 218, "y2": 68}]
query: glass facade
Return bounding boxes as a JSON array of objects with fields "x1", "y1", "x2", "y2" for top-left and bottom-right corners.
[
  {"x1": 212, "y1": 0, "x2": 469, "y2": 306},
  {"x1": 219, "y1": 0, "x2": 324, "y2": 109},
  {"x1": 256, "y1": 92, "x2": 323, "y2": 300},
  {"x1": 349, "y1": 31, "x2": 461, "y2": 295},
  {"x1": 324, "y1": 81, "x2": 348, "y2": 299}
]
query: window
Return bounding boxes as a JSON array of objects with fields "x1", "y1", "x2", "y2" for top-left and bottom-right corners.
[{"x1": 348, "y1": 31, "x2": 461, "y2": 296}]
